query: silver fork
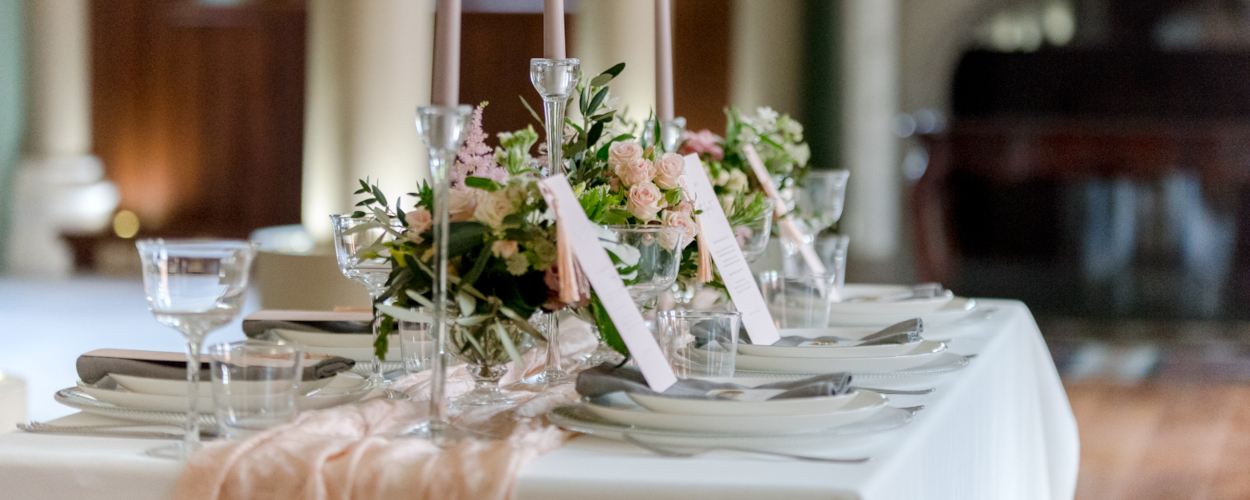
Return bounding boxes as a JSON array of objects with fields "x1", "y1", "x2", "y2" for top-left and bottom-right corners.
[
  {"x1": 854, "y1": 386, "x2": 934, "y2": 395},
  {"x1": 17, "y1": 422, "x2": 185, "y2": 440},
  {"x1": 622, "y1": 434, "x2": 873, "y2": 463}
]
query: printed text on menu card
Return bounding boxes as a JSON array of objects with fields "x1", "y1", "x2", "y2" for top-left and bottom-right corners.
[
  {"x1": 680, "y1": 154, "x2": 781, "y2": 345},
  {"x1": 536, "y1": 175, "x2": 678, "y2": 391}
]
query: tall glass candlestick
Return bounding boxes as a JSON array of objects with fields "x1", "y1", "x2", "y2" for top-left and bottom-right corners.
[
  {"x1": 530, "y1": 58, "x2": 579, "y2": 176},
  {"x1": 411, "y1": 104, "x2": 473, "y2": 445}
]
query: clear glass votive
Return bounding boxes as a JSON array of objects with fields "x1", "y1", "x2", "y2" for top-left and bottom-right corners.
[
  {"x1": 759, "y1": 271, "x2": 835, "y2": 329},
  {"x1": 658, "y1": 310, "x2": 742, "y2": 378},
  {"x1": 400, "y1": 317, "x2": 436, "y2": 375},
  {"x1": 209, "y1": 340, "x2": 302, "y2": 440}
]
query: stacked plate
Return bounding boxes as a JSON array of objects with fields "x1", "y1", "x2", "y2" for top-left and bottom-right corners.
[
  {"x1": 266, "y1": 329, "x2": 408, "y2": 373},
  {"x1": 549, "y1": 383, "x2": 912, "y2": 449},
  {"x1": 734, "y1": 327, "x2": 968, "y2": 378},
  {"x1": 56, "y1": 372, "x2": 378, "y2": 427},
  {"x1": 829, "y1": 284, "x2": 981, "y2": 327}
]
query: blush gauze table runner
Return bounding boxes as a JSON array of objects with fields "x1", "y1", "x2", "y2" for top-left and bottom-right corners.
[{"x1": 174, "y1": 321, "x2": 597, "y2": 500}]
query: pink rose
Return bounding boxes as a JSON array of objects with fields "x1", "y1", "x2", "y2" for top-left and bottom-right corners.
[
  {"x1": 491, "y1": 240, "x2": 519, "y2": 258},
  {"x1": 678, "y1": 129, "x2": 724, "y2": 161},
  {"x1": 608, "y1": 141, "x2": 644, "y2": 168},
  {"x1": 449, "y1": 188, "x2": 479, "y2": 222},
  {"x1": 661, "y1": 210, "x2": 697, "y2": 249},
  {"x1": 675, "y1": 200, "x2": 694, "y2": 215},
  {"x1": 625, "y1": 182, "x2": 664, "y2": 221},
  {"x1": 654, "y1": 153, "x2": 685, "y2": 190},
  {"x1": 615, "y1": 157, "x2": 656, "y2": 188},
  {"x1": 404, "y1": 207, "x2": 433, "y2": 242}
]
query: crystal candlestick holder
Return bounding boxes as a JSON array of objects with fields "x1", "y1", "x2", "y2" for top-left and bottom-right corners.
[
  {"x1": 408, "y1": 104, "x2": 478, "y2": 445},
  {"x1": 643, "y1": 117, "x2": 687, "y2": 153},
  {"x1": 530, "y1": 58, "x2": 579, "y2": 176}
]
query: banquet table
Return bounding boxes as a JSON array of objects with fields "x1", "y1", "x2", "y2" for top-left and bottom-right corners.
[{"x1": 0, "y1": 299, "x2": 1078, "y2": 500}]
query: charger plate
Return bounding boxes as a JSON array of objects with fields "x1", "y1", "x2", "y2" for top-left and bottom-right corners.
[
  {"x1": 584, "y1": 391, "x2": 886, "y2": 434},
  {"x1": 735, "y1": 352, "x2": 971, "y2": 381},
  {"x1": 548, "y1": 404, "x2": 913, "y2": 450}
]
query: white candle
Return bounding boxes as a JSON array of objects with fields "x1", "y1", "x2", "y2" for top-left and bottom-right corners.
[
  {"x1": 543, "y1": 0, "x2": 566, "y2": 59},
  {"x1": 432, "y1": 0, "x2": 462, "y2": 106},
  {"x1": 655, "y1": 0, "x2": 674, "y2": 121}
]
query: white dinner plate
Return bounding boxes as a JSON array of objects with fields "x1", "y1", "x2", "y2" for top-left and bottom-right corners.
[
  {"x1": 77, "y1": 373, "x2": 374, "y2": 413},
  {"x1": 829, "y1": 284, "x2": 954, "y2": 315},
  {"x1": 828, "y1": 297, "x2": 979, "y2": 327},
  {"x1": 271, "y1": 329, "x2": 395, "y2": 349},
  {"x1": 584, "y1": 391, "x2": 886, "y2": 434},
  {"x1": 733, "y1": 341, "x2": 947, "y2": 373},
  {"x1": 295, "y1": 344, "x2": 403, "y2": 362},
  {"x1": 626, "y1": 389, "x2": 860, "y2": 417},
  {"x1": 738, "y1": 339, "x2": 926, "y2": 359},
  {"x1": 110, "y1": 373, "x2": 336, "y2": 397}
]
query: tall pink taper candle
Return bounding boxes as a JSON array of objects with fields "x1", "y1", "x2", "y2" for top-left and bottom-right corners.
[
  {"x1": 543, "y1": 0, "x2": 566, "y2": 59},
  {"x1": 432, "y1": 0, "x2": 462, "y2": 106},
  {"x1": 655, "y1": 0, "x2": 674, "y2": 121}
]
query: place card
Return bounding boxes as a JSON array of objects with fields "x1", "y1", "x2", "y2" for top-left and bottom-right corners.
[
  {"x1": 742, "y1": 144, "x2": 830, "y2": 280},
  {"x1": 536, "y1": 175, "x2": 677, "y2": 391},
  {"x1": 681, "y1": 154, "x2": 782, "y2": 346}
]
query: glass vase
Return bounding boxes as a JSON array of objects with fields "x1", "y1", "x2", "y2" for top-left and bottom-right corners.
[{"x1": 448, "y1": 306, "x2": 538, "y2": 407}]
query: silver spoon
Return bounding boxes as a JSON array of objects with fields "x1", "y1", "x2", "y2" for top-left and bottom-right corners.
[{"x1": 622, "y1": 434, "x2": 872, "y2": 463}]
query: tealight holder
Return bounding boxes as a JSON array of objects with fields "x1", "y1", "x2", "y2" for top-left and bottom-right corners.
[
  {"x1": 643, "y1": 117, "x2": 687, "y2": 153},
  {"x1": 530, "y1": 58, "x2": 580, "y2": 176}
]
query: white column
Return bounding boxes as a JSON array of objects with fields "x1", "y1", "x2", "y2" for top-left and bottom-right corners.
[
  {"x1": 729, "y1": 0, "x2": 804, "y2": 115},
  {"x1": 574, "y1": 0, "x2": 655, "y2": 124},
  {"x1": 841, "y1": 0, "x2": 901, "y2": 265},
  {"x1": 8, "y1": 0, "x2": 118, "y2": 276},
  {"x1": 302, "y1": 0, "x2": 435, "y2": 241}
]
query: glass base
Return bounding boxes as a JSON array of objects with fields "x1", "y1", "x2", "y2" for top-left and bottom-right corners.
[
  {"x1": 401, "y1": 421, "x2": 499, "y2": 447},
  {"x1": 528, "y1": 368, "x2": 574, "y2": 386},
  {"x1": 145, "y1": 441, "x2": 198, "y2": 460},
  {"x1": 580, "y1": 341, "x2": 625, "y2": 367},
  {"x1": 453, "y1": 385, "x2": 517, "y2": 407}
]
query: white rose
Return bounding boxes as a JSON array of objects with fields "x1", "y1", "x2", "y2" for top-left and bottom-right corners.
[
  {"x1": 654, "y1": 153, "x2": 685, "y2": 190},
  {"x1": 491, "y1": 240, "x2": 519, "y2": 258},
  {"x1": 473, "y1": 190, "x2": 515, "y2": 228},
  {"x1": 608, "y1": 141, "x2": 644, "y2": 169},
  {"x1": 615, "y1": 158, "x2": 656, "y2": 188},
  {"x1": 625, "y1": 182, "x2": 664, "y2": 221},
  {"x1": 726, "y1": 169, "x2": 749, "y2": 192},
  {"x1": 661, "y1": 210, "x2": 697, "y2": 249},
  {"x1": 449, "y1": 188, "x2": 479, "y2": 222}
]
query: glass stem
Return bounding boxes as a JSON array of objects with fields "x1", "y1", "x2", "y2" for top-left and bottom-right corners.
[
  {"x1": 543, "y1": 99, "x2": 566, "y2": 176},
  {"x1": 184, "y1": 339, "x2": 202, "y2": 454},
  {"x1": 428, "y1": 149, "x2": 454, "y2": 431},
  {"x1": 369, "y1": 293, "x2": 385, "y2": 387},
  {"x1": 544, "y1": 313, "x2": 562, "y2": 375}
]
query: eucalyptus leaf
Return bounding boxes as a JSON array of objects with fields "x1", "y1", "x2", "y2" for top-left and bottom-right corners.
[
  {"x1": 376, "y1": 303, "x2": 433, "y2": 323},
  {"x1": 493, "y1": 320, "x2": 526, "y2": 372},
  {"x1": 405, "y1": 289, "x2": 436, "y2": 309}
]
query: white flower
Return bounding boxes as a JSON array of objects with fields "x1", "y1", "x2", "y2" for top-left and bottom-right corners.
[
  {"x1": 779, "y1": 116, "x2": 803, "y2": 141},
  {"x1": 654, "y1": 153, "x2": 685, "y2": 190},
  {"x1": 505, "y1": 252, "x2": 530, "y2": 276},
  {"x1": 754, "y1": 106, "x2": 779, "y2": 129},
  {"x1": 714, "y1": 170, "x2": 730, "y2": 187},
  {"x1": 786, "y1": 142, "x2": 811, "y2": 167},
  {"x1": 491, "y1": 240, "x2": 519, "y2": 258},
  {"x1": 473, "y1": 190, "x2": 515, "y2": 228},
  {"x1": 726, "y1": 169, "x2": 749, "y2": 193}
]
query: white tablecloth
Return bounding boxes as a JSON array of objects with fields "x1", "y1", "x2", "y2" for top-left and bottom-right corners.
[{"x1": 0, "y1": 300, "x2": 1078, "y2": 500}]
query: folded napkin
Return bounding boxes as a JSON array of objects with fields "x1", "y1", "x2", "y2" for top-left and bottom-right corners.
[
  {"x1": 769, "y1": 318, "x2": 924, "y2": 347},
  {"x1": 576, "y1": 363, "x2": 853, "y2": 401},
  {"x1": 76, "y1": 349, "x2": 355, "y2": 384},
  {"x1": 241, "y1": 310, "x2": 373, "y2": 339}
]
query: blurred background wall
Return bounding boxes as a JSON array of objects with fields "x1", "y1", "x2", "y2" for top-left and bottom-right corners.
[{"x1": 0, "y1": 0, "x2": 22, "y2": 269}]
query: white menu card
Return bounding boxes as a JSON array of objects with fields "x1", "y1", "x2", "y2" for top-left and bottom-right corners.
[
  {"x1": 680, "y1": 154, "x2": 782, "y2": 346},
  {"x1": 536, "y1": 175, "x2": 677, "y2": 391}
]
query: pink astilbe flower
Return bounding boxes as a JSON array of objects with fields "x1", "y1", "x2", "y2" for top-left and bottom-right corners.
[
  {"x1": 450, "y1": 104, "x2": 508, "y2": 187},
  {"x1": 678, "y1": 129, "x2": 724, "y2": 161}
]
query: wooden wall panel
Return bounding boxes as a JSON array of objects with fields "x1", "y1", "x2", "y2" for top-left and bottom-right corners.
[
  {"x1": 91, "y1": 0, "x2": 306, "y2": 239},
  {"x1": 673, "y1": 0, "x2": 730, "y2": 134}
]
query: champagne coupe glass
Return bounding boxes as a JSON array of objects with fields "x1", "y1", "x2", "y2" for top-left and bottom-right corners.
[
  {"x1": 136, "y1": 239, "x2": 259, "y2": 459},
  {"x1": 330, "y1": 214, "x2": 402, "y2": 388},
  {"x1": 582, "y1": 225, "x2": 687, "y2": 365},
  {"x1": 732, "y1": 197, "x2": 776, "y2": 263},
  {"x1": 784, "y1": 169, "x2": 849, "y2": 276}
]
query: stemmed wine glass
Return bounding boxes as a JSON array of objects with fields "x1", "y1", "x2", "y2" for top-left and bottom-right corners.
[
  {"x1": 733, "y1": 197, "x2": 777, "y2": 263},
  {"x1": 783, "y1": 169, "x2": 849, "y2": 276},
  {"x1": 581, "y1": 225, "x2": 687, "y2": 365},
  {"x1": 330, "y1": 214, "x2": 402, "y2": 388},
  {"x1": 136, "y1": 239, "x2": 259, "y2": 459}
]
